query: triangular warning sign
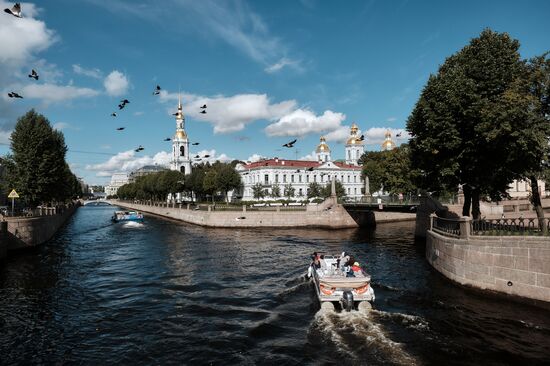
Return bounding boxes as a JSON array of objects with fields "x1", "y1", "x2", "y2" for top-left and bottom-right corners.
[{"x1": 8, "y1": 189, "x2": 19, "y2": 198}]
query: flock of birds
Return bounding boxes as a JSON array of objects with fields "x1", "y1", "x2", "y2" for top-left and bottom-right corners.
[{"x1": 4, "y1": 2, "x2": 361, "y2": 164}]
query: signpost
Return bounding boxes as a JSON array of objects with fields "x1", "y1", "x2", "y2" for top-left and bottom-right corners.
[{"x1": 8, "y1": 189, "x2": 19, "y2": 216}]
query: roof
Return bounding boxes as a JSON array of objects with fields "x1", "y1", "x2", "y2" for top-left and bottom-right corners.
[{"x1": 241, "y1": 158, "x2": 361, "y2": 170}]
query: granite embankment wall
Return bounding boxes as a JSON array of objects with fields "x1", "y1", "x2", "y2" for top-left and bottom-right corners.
[
  {"x1": 426, "y1": 218, "x2": 550, "y2": 303},
  {"x1": 0, "y1": 204, "x2": 78, "y2": 260},
  {"x1": 115, "y1": 200, "x2": 415, "y2": 229}
]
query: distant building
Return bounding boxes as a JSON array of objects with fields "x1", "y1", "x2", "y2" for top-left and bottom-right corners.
[
  {"x1": 128, "y1": 165, "x2": 168, "y2": 183},
  {"x1": 170, "y1": 95, "x2": 192, "y2": 175},
  {"x1": 236, "y1": 125, "x2": 367, "y2": 201},
  {"x1": 507, "y1": 179, "x2": 546, "y2": 199},
  {"x1": 105, "y1": 172, "x2": 129, "y2": 196}
]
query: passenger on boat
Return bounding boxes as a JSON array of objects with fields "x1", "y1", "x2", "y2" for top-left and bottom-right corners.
[
  {"x1": 311, "y1": 252, "x2": 321, "y2": 269},
  {"x1": 352, "y1": 262, "x2": 362, "y2": 273}
]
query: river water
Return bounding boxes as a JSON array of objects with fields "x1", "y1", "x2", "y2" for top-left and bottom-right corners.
[{"x1": 1, "y1": 206, "x2": 549, "y2": 365}]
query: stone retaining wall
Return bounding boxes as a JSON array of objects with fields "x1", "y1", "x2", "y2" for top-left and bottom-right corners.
[
  {"x1": 3, "y1": 204, "x2": 78, "y2": 251},
  {"x1": 427, "y1": 225, "x2": 550, "y2": 303}
]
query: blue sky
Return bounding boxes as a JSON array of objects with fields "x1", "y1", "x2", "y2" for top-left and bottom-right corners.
[{"x1": 1, "y1": 0, "x2": 549, "y2": 185}]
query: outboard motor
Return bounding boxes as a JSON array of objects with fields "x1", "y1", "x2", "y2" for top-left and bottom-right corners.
[{"x1": 341, "y1": 290, "x2": 354, "y2": 312}]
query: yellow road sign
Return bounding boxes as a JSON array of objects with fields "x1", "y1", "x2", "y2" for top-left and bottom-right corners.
[{"x1": 8, "y1": 189, "x2": 19, "y2": 198}]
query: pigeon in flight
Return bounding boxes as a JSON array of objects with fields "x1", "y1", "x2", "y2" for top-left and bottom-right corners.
[
  {"x1": 306, "y1": 167, "x2": 314, "y2": 172},
  {"x1": 164, "y1": 138, "x2": 171, "y2": 141},
  {"x1": 200, "y1": 110, "x2": 207, "y2": 114},
  {"x1": 283, "y1": 139, "x2": 297, "y2": 148},
  {"x1": 7, "y1": 92, "x2": 23, "y2": 98},
  {"x1": 153, "y1": 85, "x2": 161, "y2": 95},
  {"x1": 191, "y1": 142, "x2": 200, "y2": 145},
  {"x1": 194, "y1": 154, "x2": 200, "y2": 158},
  {"x1": 200, "y1": 104, "x2": 207, "y2": 109},
  {"x1": 116, "y1": 127, "x2": 125, "y2": 131},
  {"x1": 111, "y1": 112, "x2": 117, "y2": 117},
  {"x1": 28, "y1": 69, "x2": 38, "y2": 80},
  {"x1": 118, "y1": 99, "x2": 130, "y2": 110},
  {"x1": 4, "y1": 3, "x2": 21, "y2": 18},
  {"x1": 359, "y1": 134, "x2": 365, "y2": 141},
  {"x1": 135, "y1": 145, "x2": 144, "y2": 152},
  {"x1": 203, "y1": 154, "x2": 210, "y2": 158},
  {"x1": 396, "y1": 132, "x2": 402, "y2": 137}
]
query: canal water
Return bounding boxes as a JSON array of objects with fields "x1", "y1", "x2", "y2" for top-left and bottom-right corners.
[{"x1": 1, "y1": 206, "x2": 549, "y2": 365}]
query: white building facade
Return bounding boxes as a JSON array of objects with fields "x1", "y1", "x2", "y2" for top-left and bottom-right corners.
[
  {"x1": 105, "y1": 172, "x2": 129, "y2": 196},
  {"x1": 236, "y1": 125, "x2": 367, "y2": 201}
]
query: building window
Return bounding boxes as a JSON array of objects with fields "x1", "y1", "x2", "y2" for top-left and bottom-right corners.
[
  {"x1": 291, "y1": 175, "x2": 295, "y2": 183},
  {"x1": 347, "y1": 175, "x2": 350, "y2": 183},
  {"x1": 348, "y1": 150, "x2": 350, "y2": 160},
  {"x1": 264, "y1": 174, "x2": 269, "y2": 184},
  {"x1": 299, "y1": 188, "x2": 303, "y2": 196},
  {"x1": 306, "y1": 175, "x2": 309, "y2": 183},
  {"x1": 354, "y1": 188, "x2": 357, "y2": 195},
  {"x1": 180, "y1": 166, "x2": 185, "y2": 174},
  {"x1": 314, "y1": 175, "x2": 317, "y2": 182},
  {"x1": 180, "y1": 146, "x2": 185, "y2": 156},
  {"x1": 283, "y1": 174, "x2": 287, "y2": 183},
  {"x1": 299, "y1": 175, "x2": 302, "y2": 183},
  {"x1": 275, "y1": 174, "x2": 279, "y2": 183},
  {"x1": 354, "y1": 175, "x2": 357, "y2": 183}
]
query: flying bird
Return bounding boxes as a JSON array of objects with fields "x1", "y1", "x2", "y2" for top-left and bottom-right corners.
[
  {"x1": 396, "y1": 132, "x2": 402, "y2": 137},
  {"x1": 359, "y1": 134, "x2": 365, "y2": 141},
  {"x1": 116, "y1": 127, "x2": 125, "y2": 131},
  {"x1": 191, "y1": 142, "x2": 200, "y2": 145},
  {"x1": 306, "y1": 167, "x2": 314, "y2": 172},
  {"x1": 118, "y1": 99, "x2": 130, "y2": 110},
  {"x1": 194, "y1": 154, "x2": 200, "y2": 158},
  {"x1": 164, "y1": 138, "x2": 171, "y2": 141},
  {"x1": 28, "y1": 69, "x2": 38, "y2": 80},
  {"x1": 203, "y1": 154, "x2": 210, "y2": 158},
  {"x1": 200, "y1": 104, "x2": 207, "y2": 109},
  {"x1": 111, "y1": 112, "x2": 117, "y2": 117},
  {"x1": 200, "y1": 110, "x2": 207, "y2": 114},
  {"x1": 135, "y1": 145, "x2": 144, "y2": 152},
  {"x1": 4, "y1": 3, "x2": 21, "y2": 18},
  {"x1": 283, "y1": 139, "x2": 297, "y2": 148},
  {"x1": 153, "y1": 85, "x2": 161, "y2": 95},
  {"x1": 7, "y1": 92, "x2": 23, "y2": 98}
]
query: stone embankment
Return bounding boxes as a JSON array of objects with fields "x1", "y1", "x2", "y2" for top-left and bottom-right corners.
[
  {"x1": 115, "y1": 199, "x2": 415, "y2": 229},
  {"x1": 0, "y1": 203, "x2": 79, "y2": 261},
  {"x1": 426, "y1": 215, "x2": 550, "y2": 304}
]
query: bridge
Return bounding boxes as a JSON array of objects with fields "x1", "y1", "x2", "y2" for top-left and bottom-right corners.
[
  {"x1": 342, "y1": 201, "x2": 418, "y2": 213},
  {"x1": 81, "y1": 200, "x2": 113, "y2": 206}
]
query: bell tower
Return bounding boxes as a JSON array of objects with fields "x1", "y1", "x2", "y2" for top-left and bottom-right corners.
[
  {"x1": 345, "y1": 123, "x2": 364, "y2": 166},
  {"x1": 170, "y1": 95, "x2": 192, "y2": 174}
]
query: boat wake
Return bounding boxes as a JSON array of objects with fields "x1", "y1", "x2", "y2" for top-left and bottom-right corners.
[
  {"x1": 123, "y1": 221, "x2": 144, "y2": 228},
  {"x1": 371, "y1": 309, "x2": 430, "y2": 332},
  {"x1": 310, "y1": 310, "x2": 418, "y2": 365}
]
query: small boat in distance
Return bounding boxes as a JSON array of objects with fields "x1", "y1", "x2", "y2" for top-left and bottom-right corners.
[{"x1": 111, "y1": 210, "x2": 144, "y2": 222}]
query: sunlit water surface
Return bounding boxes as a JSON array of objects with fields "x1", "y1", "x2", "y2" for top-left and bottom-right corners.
[{"x1": 1, "y1": 206, "x2": 549, "y2": 365}]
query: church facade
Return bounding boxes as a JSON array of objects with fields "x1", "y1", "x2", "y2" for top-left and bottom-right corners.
[
  {"x1": 170, "y1": 96, "x2": 192, "y2": 175},
  {"x1": 236, "y1": 124, "x2": 367, "y2": 201}
]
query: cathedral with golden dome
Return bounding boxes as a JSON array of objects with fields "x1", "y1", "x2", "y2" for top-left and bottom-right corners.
[
  {"x1": 381, "y1": 129, "x2": 397, "y2": 151},
  {"x1": 170, "y1": 96, "x2": 192, "y2": 174},
  {"x1": 236, "y1": 124, "x2": 368, "y2": 201}
]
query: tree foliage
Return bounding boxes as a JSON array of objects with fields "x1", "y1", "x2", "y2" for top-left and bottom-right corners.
[
  {"x1": 360, "y1": 145, "x2": 418, "y2": 195},
  {"x1": 320, "y1": 180, "x2": 346, "y2": 198},
  {"x1": 117, "y1": 170, "x2": 185, "y2": 201},
  {"x1": 307, "y1": 182, "x2": 322, "y2": 199},
  {"x1": 251, "y1": 183, "x2": 265, "y2": 200},
  {"x1": 406, "y1": 29, "x2": 550, "y2": 218},
  {"x1": 6, "y1": 110, "x2": 81, "y2": 206}
]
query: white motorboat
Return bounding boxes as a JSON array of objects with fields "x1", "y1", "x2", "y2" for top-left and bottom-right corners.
[{"x1": 307, "y1": 253, "x2": 375, "y2": 312}]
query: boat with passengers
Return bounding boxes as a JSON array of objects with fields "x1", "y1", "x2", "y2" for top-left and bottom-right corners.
[
  {"x1": 111, "y1": 210, "x2": 144, "y2": 223},
  {"x1": 307, "y1": 252, "x2": 375, "y2": 312}
]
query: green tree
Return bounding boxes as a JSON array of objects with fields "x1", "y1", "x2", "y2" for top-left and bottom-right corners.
[
  {"x1": 203, "y1": 170, "x2": 218, "y2": 203},
  {"x1": 307, "y1": 182, "x2": 322, "y2": 199},
  {"x1": 320, "y1": 180, "x2": 347, "y2": 198},
  {"x1": 283, "y1": 184, "x2": 295, "y2": 199},
  {"x1": 361, "y1": 145, "x2": 418, "y2": 195},
  {"x1": 407, "y1": 29, "x2": 533, "y2": 219},
  {"x1": 8, "y1": 110, "x2": 71, "y2": 206},
  {"x1": 251, "y1": 183, "x2": 265, "y2": 200},
  {"x1": 214, "y1": 163, "x2": 241, "y2": 203},
  {"x1": 270, "y1": 184, "x2": 281, "y2": 198}
]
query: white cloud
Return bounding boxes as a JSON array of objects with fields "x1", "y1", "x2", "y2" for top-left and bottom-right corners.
[
  {"x1": 299, "y1": 151, "x2": 317, "y2": 161},
  {"x1": 103, "y1": 70, "x2": 129, "y2": 97},
  {"x1": 0, "y1": 2, "x2": 56, "y2": 66},
  {"x1": 193, "y1": 149, "x2": 233, "y2": 164},
  {"x1": 265, "y1": 109, "x2": 346, "y2": 137},
  {"x1": 265, "y1": 57, "x2": 301, "y2": 73},
  {"x1": 14, "y1": 83, "x2": 100, "y2": 104},
  {"x1": 386, "y1": 117, "x2": 397, "y2": 122},
  {"x1": 0, "y1": 130, "x2": 11, "y2": 144},
  {"x1": 72, "y1": 64, "x2": 103, "y2": 79},
  {"x1": 160, "y1": 91, "x2": 296, "y2": 134},
  {"x1": 246, "y1": 154, "x2": 264, "y2": 163},
  {"x1": 324, "y1": 125, "x2": 356, "y2": 143},
  {"x1": 133, "y1": 111, "x2": 144, "y2": 116},
  {"x1": 86, "y1": 150, "x2": 171, "y2": 176},
  {"x1": 364, "y1": 127, "x2": 410, "y2": 146}
]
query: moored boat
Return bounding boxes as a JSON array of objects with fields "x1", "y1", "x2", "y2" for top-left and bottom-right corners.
[
  {"x1": 111, "y1": 210, "x2": 144, "y2": 222},
  {"x1": 307, "y1": 252, "x2": 375, "y2": 312}
]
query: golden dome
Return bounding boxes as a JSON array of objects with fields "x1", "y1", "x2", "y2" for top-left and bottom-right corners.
[
  {"x1": 175, "y1": 130, "x2": 187, "y2": 139},
  {"x1": 346, "y1": 122, "x2": 363, "y2": 145},
  {"x1": 316, "y1": 136, "x2": 331, "y2": 153},
  {"x1": 381, "y1": 130, "x2": 396, "y2": 150},
  {"x1": 350, "y1": 122, "x2": 359, "y2": 133}
]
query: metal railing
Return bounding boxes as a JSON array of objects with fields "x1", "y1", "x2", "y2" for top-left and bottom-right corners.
[
  {"x1": 432, "y1": 216, "x2": 461, "y2": 237},
  {"x1": 471, "y1": 218, "x2": 550, "y2": 236}
]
